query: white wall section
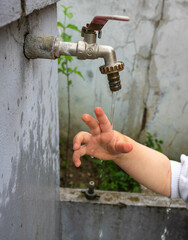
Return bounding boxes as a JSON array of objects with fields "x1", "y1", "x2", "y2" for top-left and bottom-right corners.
[{"x1": 58, "y1": 0, "x2": 188, "y2": 159}]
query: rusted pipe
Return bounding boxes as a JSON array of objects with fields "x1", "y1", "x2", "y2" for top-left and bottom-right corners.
[
  {"x1": 24, "y1": 34, "x2": 123, "y2": 92},
  {"x1": 24, "y1": 34, "x2": 57, "y2": 59}
]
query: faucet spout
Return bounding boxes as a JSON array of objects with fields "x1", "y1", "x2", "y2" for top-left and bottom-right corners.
[
  {"x1": 24, "y1": 34, "x2": 124, "y2": 92},
  {"x1": 98, "y1": 45, "x2": 117, "y2": 66},
  {"x1": 24, "y1": 15, "x2": 129, "y2": 92},
  {"x1": 97, "y1": 45, "x2": 124, "y2": 91}
]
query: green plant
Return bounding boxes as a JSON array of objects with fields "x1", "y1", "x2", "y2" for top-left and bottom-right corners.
[
  {"x1": 93, "y1": 159, "x2": 140, "y2": 192},
  {"x1": 57, "y1": 5, "x2": 84, "y2": 161},
  {"x1": 145, "y1": 132, "x2": 163, "y2": 152}
]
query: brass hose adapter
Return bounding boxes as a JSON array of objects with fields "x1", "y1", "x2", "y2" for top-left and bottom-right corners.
[{"x1": 99, "y1": 62, "x2": 124, "y2": 92}]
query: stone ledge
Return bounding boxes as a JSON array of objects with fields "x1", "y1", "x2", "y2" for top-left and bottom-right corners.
[{"x1": 60, "y1": 188, "x2": 186, "y2": 208}]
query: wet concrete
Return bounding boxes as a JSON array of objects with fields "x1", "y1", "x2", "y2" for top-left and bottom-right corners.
[{"x1": 61, "y1": 188, "x2": 188, "y2": 240}]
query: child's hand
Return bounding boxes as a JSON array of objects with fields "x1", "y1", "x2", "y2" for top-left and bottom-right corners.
[{"x1": 72, "y1": 107, "x2": 133, "y2": 167}]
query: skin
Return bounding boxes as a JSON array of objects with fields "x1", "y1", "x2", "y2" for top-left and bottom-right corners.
[{"x1": 73, "y1": 107, "x2": 171, "y2": 197}]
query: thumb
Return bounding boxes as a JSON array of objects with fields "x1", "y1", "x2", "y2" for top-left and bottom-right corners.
[{"x1": 115, "y1": 141, "x2": 133, "y2": 153}]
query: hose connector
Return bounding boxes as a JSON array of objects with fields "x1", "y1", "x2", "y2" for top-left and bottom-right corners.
[{"x1": 99, "y1": 62, "x2": 124, "y2": 92}]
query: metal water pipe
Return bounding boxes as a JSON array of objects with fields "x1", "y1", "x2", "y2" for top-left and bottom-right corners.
[{"x1": 24, "y1": 15, "x2": 130, "y2": 92}]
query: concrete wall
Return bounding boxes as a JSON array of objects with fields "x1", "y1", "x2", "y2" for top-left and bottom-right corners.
[
  {"x1": 0, "y1": 2, "x2": 60, "y2": 240},
  {"x1": 0, "y1": 0, "x2": 58, "y2": 27},
  {"x1": 58, "y1": 0, "x2": 188, "y2": 160},
  {"x1": 61, "y1": 188, "x2": 188, "y2": 240}
]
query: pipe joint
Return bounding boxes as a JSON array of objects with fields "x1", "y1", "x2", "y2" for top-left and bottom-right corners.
[
  {"x1": 24, "y1": 34, "x2": 124, "y2": 92},
  {"x1": 77, "y1": 41, "x2": 99, "y2": 60}
]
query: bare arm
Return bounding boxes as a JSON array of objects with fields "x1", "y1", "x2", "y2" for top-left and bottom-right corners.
[
  {"x1": 114, "y1": 135, "x2": 171, "y2": 197},
  {"x1": 73, "y1": 107, "x2": 171, "y2": 197}
]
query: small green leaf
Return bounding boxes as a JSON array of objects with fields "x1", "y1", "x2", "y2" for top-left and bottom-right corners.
[
  {"x1": 61, "y1": 5, "x2": 72, "y2": 11},
  {"x1": 67, "y1": 67, "x2": 73, "y2": 73},
  {"x1": 58, "y1": 58, "x2": 61, "y2": 65},
  {"x1": 61, "y1": 33, "x2": 72, "y2": 42},
  {"x1": 73, "y1": 66, "x2": 78, "y2": 72},
  {"x1": 66, "y1": 24, "x2": 81, "y2": 33},
  {"x1": 63, "y1": 56, "x2": 74, "y2": 61},
  {"x1": 57, "y1": 22, "x2": 65, "y2": 29},
  {"x1": 61, "y1": 62, "x2": 66, "y2": 70},
  {"x1": 68, "y1": 80, "x2": 72, "y2": 86},
  {"x1": 60, "y1": 4, "x2": 66, "y2": 10},
  {"x1": 75, "y1": 70, "x2": 84, "y2": 79},
  {"x1": 66, "y1": 12, "x2": 73, "y2": 19}
]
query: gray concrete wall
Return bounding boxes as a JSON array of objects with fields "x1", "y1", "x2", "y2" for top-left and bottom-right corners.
[
  {"x1": 0, "y1": 0, "x2": 58, "y2": 27},
  {"x1": 58, "y1": 0, "x2": 188, "y2": 160},
  {"x1": 61, "y1": 188, "x2": 188, "y2": 240},
  {"x1": 0, "y1": 2, "x2": 60, "y2": 240}
]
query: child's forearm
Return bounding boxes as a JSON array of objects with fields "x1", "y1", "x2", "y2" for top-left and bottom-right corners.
[{"x1": 113, "y1": 136, "x2": 171, "y2": 197}]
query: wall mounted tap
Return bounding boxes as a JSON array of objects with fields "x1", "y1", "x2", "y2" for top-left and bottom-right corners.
[{"x1": 24, "y1": 15, "x2": 130, "y2": 92}]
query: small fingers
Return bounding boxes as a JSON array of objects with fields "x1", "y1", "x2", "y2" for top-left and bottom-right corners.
[
  {"x1": 73, "y1": 131, "x2": 91, "y2": 150},
  {"x1": 95, "y1": 107, "x2": 112, "y2": 133},
  {"x1": 82, "y1": 114, "x2": 101, "y2": 136},
  {"x1": 73, "y1": 145, "x2": 87, "y2": 167},
  {"x1": 115, "y1": 141, "x2": 133, "y2": 153}
]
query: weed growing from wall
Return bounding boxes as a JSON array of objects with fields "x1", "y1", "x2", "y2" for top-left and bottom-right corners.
[
  {"x1": 58, "y1": 6, "x2": 84, "y2": 153},
  {"x1": 58, "y1": 5, "x2": 84, "y2": 183}
]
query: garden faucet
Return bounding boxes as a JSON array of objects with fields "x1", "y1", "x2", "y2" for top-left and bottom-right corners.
[{"x1": 24, "y1": 15, "x2": 130, "y2": 92}]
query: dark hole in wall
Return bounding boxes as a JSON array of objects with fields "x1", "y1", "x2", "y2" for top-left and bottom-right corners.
[{"x1": 141, "y1": 107, "x2": 147, "y2": 132}]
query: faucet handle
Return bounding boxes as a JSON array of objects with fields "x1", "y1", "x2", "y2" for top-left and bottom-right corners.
[{"x1": 87, "y1": 15, "x2": 130, "y2": 31}]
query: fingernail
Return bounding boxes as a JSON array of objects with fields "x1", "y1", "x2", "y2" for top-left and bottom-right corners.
[
  {"x1": 75, "y1": 161, "x2": 80, "y2": 167},
  {"x1": 128, "y1": 143, "x2": 133, "y2": 150},
  {"x1": 95, "y1": 107, "x2": 100, "y2": 114},
  {"x1": 73, "y1": 143, "x2": 79, "y2": 150},
  {"x1": 82, "y1": 114, "x2": 89, "y2": 121}
]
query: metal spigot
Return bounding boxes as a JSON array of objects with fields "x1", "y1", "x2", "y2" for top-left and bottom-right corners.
[
  {"x1": 24, "y1": 15, "x2": 130, "y2": 92},
  {"x1": 83, "y1": 181, "x2": 100, "y2": 200},
  {"x1": 81, "y1": 15, "x2": 129, "y2": 92}
]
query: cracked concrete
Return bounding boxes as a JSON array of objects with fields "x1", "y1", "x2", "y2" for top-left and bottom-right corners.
[
  {"x1": 138, "y1": 0, "x2": 165, "y2": 138},
  {"x1": 0, "y1": 0, "x2": 58, "y2": 27},
  {"x1": 58, "y1": 0, "x2": 188, "y2": 159},
  {"x1": 0, "y1": 3, "x2": 60, "y2": 240}
]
